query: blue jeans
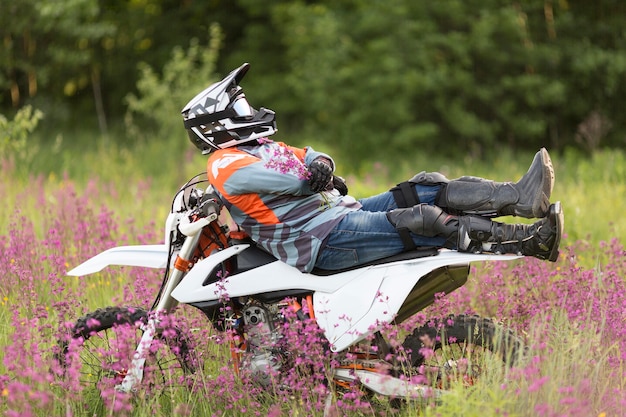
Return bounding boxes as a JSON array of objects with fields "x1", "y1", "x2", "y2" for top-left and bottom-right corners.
[{"x1": 315, "y1": 184, "x2": 448, "y2": 270}]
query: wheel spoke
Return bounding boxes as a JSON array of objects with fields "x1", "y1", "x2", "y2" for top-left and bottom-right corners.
[
  {"x1": 57, "y1": 307, "x2": 196, "y2": 395},
  {"x1": 402, "y1": 314, "x2": 522, "y2": 389}
]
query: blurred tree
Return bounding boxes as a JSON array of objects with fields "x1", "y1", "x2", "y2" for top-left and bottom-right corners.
[
  {"x1": 1, "y1": 0, "x2": 625, "y2": 162},
  {"x1": 0, "y1": 0, "x2": 115, "y2": 125},
  {"x1": 525, "y1": 0, "x2": 626, "y2": 150},
  {"x1": 124, "y1": 24, "x2": 222, "y2": 144},
  {"x1": 266, "y1": 0, "x2": 573, "y2": 161},
  {"x1": 92, "y1": 0, "x2": 219, "y2": 122}
]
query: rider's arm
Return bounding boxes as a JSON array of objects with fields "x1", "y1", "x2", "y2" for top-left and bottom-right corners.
[
  {"x1": 287, "y1": 144, "x2": 335, "y2": 171},
  {"x1": 207, "y1": 147, "x2": 319, "y2": 197}
]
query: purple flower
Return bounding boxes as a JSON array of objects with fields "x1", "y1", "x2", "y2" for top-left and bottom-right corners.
[{"x1": 260, "y1": 139, "x2": 311, "y2": 180}]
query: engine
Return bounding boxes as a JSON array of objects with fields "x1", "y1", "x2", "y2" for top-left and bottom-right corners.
[{"x1": 240, "y1": 303, "x2": 284, "y2": 386}]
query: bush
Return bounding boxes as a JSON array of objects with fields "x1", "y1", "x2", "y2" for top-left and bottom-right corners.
[
  {"x1": 124, "y1": 23, "x2": 223, "y2": 145},
  {"x1": 0, "y1": 105, "x2": 44, "y2": 164}
]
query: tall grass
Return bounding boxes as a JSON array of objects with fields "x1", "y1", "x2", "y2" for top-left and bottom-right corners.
[{"x1": 1, "y1": 141, "x2": 625, "y2": 416}]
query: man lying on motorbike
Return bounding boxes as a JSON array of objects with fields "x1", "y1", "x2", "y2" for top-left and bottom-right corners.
[{"x1": 181, "y1": 63, "x2": 563, "y2": 273}]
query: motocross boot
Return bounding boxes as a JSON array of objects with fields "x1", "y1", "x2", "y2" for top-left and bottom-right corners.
[
  {"x1": 457, "y1": 201, "x2": 563, "y2": 262},
  {"x1": 437, "y1": 148, "x2": 554, "y2": 218},
  {"x1": 386, "y1": 202, "x2": 563, "y2": 262}
]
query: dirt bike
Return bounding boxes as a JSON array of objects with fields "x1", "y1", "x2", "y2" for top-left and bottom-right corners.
[{"x1": 59, "y1": 173, "x2": 533, "y2": 404}]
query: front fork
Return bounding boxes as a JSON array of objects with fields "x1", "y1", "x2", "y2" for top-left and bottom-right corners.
[{"x1": 116, "y1": 232, "x2": 202, "y2": 393}]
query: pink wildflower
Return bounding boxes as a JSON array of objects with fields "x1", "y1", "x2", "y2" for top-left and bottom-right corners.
[{"x1": 261, "y1": 140, "x2": 311, "y2": 180}]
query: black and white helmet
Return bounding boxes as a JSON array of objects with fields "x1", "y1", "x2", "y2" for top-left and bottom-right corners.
[{"x1": 182, "y1": 63, "x2": 277, "y2": 154}]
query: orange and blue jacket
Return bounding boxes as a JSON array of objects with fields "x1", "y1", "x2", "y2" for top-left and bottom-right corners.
[{"x1": 207, "y1": 140, "x2": 361, "y2": 272}]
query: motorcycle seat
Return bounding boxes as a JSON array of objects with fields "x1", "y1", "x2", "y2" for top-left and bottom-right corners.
[
  {"x1": 311, "y1": 247, "x2": 440, "y2": 276},
  {"x1": 230, "y1": 239, "x2": 440, "y2": 277}
]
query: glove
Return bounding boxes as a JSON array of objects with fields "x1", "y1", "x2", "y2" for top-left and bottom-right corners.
[
  {"x1": 199, "y1": 193, "x2": 223, "y2": 217},
  {"x1": 308, "y1": 158, "x2": 333, "y2": 192},
  {"x1": 332, "y1": 175, "x2": 349, "y2": 196}
]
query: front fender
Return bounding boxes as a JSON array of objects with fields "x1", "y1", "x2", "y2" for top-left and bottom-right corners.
[{"x1": 66, "y1": 244, "x2": 170, "y2": 276}]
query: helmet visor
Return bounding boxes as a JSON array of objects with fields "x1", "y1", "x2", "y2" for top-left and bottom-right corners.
[{"x1": 231, "y1": 95, "x2": 255, "y2": 119}]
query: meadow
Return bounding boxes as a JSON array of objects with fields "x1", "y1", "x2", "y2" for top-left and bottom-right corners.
[{"x1": 1, "y1": 139, "x2": 625, "y2": 416}]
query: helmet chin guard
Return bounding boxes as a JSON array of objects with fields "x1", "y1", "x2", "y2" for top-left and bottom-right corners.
[{"x1": 182, "y1": 63, "x2": 277, "y2": 154}]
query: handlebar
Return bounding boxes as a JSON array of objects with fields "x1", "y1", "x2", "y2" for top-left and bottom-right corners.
[
  {"x1": 176, "y1": 193, "x2": 223, "y2": 237},
  {"x1": 200, "y1": 198, "x2": 221, "y2": 218}
]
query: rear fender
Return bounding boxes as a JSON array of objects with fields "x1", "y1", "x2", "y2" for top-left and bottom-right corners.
[{"x1": 315, "y1": 250, "x2": 522, "y2": 351}]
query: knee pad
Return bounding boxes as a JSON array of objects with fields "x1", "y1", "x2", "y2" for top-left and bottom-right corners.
[
  {"x1": 386, "y1": 204, "x2": 458, "y2": 251},
  {"x1": 390, "y1": 171, "x2": 450, "y2": 208}
]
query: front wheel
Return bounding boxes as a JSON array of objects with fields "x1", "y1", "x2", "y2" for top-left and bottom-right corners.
[
  {"x1": 57, "y1": 306, "x2": 196, "y2": 394},
  {"x1": 402, "y1": 314, "x2": 523, "y2": 388}
]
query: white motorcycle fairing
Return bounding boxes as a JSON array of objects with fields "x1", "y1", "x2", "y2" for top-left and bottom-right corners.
[
  {"x1": 170, "y1": 245, "x2": 520, "y2": 352},
  {"x1": 65, "y1": 203, "x2": 189, "y2": 277},
  {"x1": 66, "y1": 244, "x2": 170, "y2": 276}
]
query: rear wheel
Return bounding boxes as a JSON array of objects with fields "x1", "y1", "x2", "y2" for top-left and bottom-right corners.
[
  {"x1": 58, "y1": 306, "x2": 196, "y2": 394},
  {"x1": 402, "y1": 314, "x2": 522, "y2": 388}
]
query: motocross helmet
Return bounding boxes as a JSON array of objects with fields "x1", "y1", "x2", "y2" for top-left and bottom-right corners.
[{"x1": 182, "y1": 63, "x2": 277, "y2": 154}]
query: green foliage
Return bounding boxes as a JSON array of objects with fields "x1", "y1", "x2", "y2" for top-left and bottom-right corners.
[
  {"x1": 0, "y1": 106, "x2": 44, "y2": 163},
  {"x1": 0, "y1": 0, "x2": 115, "y2": 117},
  {"x1": 2, "y1": 0, "x2": 626, "y2": 164},
  {"x1": 268, "y1": 1, "x2": 571, "y2": 162},
  {"x1": 124, "y1": 24, "x2": 223, "y2": 144},
  {"x1": 205, "y1": 0, "x2": 626, "y2": 162}
]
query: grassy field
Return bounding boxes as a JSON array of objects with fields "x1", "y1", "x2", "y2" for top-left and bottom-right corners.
[{"x1": 1, "y1": 137, "x2": 625, "y2": 416}]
